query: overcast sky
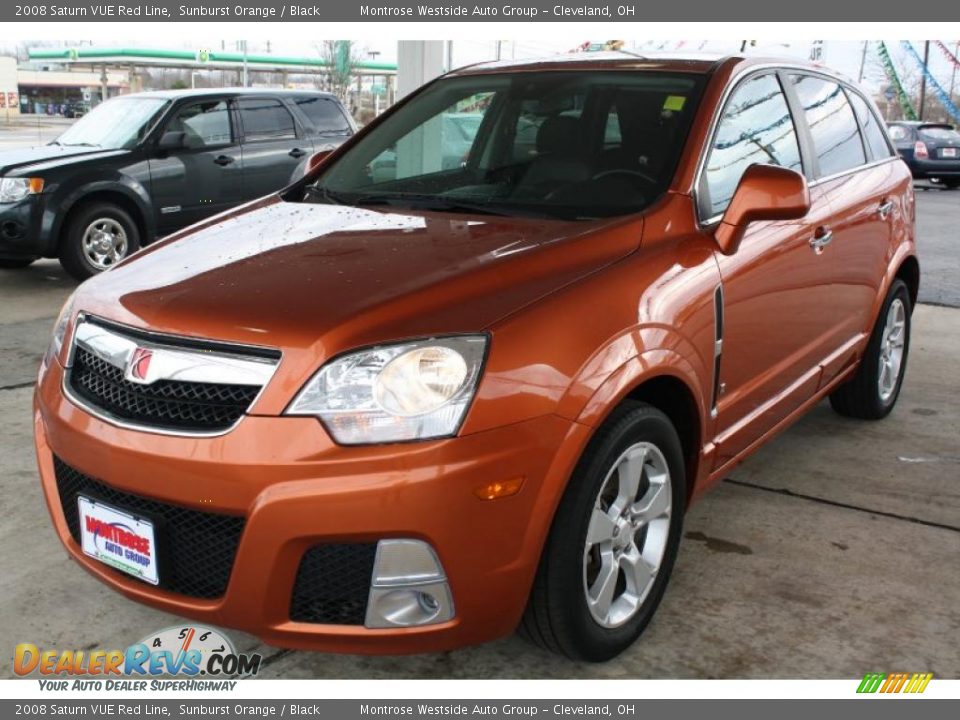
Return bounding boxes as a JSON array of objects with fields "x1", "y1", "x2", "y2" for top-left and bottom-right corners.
[{"x1": 11, "y1": 38, "x2": 960, "y2": 97}]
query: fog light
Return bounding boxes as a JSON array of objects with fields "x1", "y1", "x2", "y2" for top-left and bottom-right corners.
[{"x1": 365, "y1": 540, "x2": 455, "y2": 628}]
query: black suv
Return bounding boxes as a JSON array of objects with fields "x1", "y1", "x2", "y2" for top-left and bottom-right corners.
[
  {"x1": 888, "y1": 121, "x2": 960, "y2": 188},
  {"x1": 0, "y1": 88, "x2": 355, "y2": 279}
]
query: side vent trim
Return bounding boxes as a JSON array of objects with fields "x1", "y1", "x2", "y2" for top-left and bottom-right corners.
[{"x1": 711, "y1": 284, "x2": 724, "y2": 418}]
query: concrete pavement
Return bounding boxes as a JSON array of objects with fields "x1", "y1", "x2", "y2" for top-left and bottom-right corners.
[{"x1": 1, "y1": 284, "x2": 957, "y2": 677}]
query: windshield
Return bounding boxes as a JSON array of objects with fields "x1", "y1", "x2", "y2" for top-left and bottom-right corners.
[
  {"x1": 55, "y1": 97, "x2": 169, "y2": 150},
  {"x1": 299, "y1": 70, "x2": 704, "y2": 220},
  {"x1": 919, "y1": 126, "x2": 959, "y2": 141}
]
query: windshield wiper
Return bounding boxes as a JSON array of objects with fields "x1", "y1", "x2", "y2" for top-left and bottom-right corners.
[
  {"x1": 304, "y1": 187, "x2": 549, "y2": 219},
  {"x1": 303, "y1": 185, "x2": 352, "y2": 205},
  {"x1": 347, "y1": 193, "x2": 535, "y2": 218},
  {"x1": 61, "y1": 142, "x2": 101, "y2": 148}
]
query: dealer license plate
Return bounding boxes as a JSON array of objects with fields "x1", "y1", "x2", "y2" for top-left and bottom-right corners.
[
  {"x1": 942, "y1": 147, "x2": 958, "y2": 158},
  {"x1": 77, "y1": 496, "x2": 159, "y2": 585}
]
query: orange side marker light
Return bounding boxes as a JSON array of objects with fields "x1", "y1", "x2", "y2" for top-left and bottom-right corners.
[{"x1": 474, "y1": 477, "x2": 524, "y2": 501}]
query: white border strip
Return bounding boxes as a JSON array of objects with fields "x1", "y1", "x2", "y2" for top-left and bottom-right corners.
[{"x1": 2, "y1": 679, "x2": 959, "y2": 699}]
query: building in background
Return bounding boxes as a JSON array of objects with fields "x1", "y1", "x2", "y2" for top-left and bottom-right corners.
[{"x1": 0, "y1": 56, "x2": 19, "y2": 120}]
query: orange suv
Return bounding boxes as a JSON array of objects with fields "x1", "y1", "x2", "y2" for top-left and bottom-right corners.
[{"x1": 34, "y1": 54, "x2": 918, "y2": 661}]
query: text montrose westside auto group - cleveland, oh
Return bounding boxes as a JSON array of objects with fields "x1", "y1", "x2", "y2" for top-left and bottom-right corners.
[
  {"x1": 359, "y1": 4, "x2": 626, "y2": 18},
  {"x1": 29, "y1": 4, "x2": 630, "y2": 19}
]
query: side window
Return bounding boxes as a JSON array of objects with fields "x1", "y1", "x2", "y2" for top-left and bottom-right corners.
[
  {"x1": 166, "y1": 100, "x2": 232, "y2": 148},
  {"x1": 237, "y1": 98, "x2": 297, "y2": 142},
  {"x1": 790, "y1": 75, "x2": 866, "y2": 177},
  {"x1": 295, "y1": 96, "x2": 352, "y2": 135},
  {"x1": 848, "y1": 92, "x2": 894, "y2": 160},
  {"x1": 702, "y1": 73, "x2": 802, "y2": 217}
]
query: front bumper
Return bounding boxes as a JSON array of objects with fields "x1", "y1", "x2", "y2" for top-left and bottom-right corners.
[
  {"x1": 0, "y1": 196, "x2": 45, "y2": 258},
  {"x1": 34, "y1": 358, "x2": 591, "y2": 654}
]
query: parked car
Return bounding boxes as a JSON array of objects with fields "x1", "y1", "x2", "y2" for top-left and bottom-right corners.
[
  {"x1": 888, "y1": 121, "x2": 960, "y2": 188},
  {"x1": 63, "y1": 101, "x2": 90, "y2": 119},
  {"x1": 36, "y1": 54, "x2": 917, "y2": 661},
  {"x1": 0, "y1": 88, "x2": 355, "y2": 278}
]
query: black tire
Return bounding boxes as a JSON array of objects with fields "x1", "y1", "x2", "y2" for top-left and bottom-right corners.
[
  {"x1": 59, "y1": 202, "x2": 140, "y2": 281},
  {"x1": 942, "y1": 178, "x2": 960, "y2": 189},
  {"x1": 0, "y1": 258, "x2": 35, "y2": 269},
  {"x1": 520, "y1": 401, "x2": 686, "y2": 661},
  {"x1": 829, "y1": 279, "x2": 911, "y2": 420}
]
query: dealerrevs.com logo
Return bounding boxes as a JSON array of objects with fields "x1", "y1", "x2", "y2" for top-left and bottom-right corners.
[{"x1": 15, "y1": 625, "x2": 261, "y2": 689}]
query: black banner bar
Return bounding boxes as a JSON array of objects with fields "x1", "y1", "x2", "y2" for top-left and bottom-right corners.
[
  {"x1": 4, "y1": 0, "x2": 954, "y2": 23},
  {"x1": 1, "y1": 699, "x2": 959, "y2": 718}
]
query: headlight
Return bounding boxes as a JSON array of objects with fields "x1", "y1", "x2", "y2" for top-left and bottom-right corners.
[
  {"x1": 286, "y1": 336, "x2": 487, "y2": 444},
  {"x1": 46, "y1": 293, "x2": 76, "y2": 365},
  {"x1": 0, "y1": 177, "x2": 44, "y2": 203}
]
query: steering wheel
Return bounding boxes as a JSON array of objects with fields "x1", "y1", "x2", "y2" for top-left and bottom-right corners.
[{"x1": 590, "y1": 168, "x2": 659, "y2": 188}]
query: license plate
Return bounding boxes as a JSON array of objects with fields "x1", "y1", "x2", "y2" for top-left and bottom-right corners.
[
  {"x1": 942, "y1": 147, "x2": 958, "y2": 158},
  {"x1": 77, "y1": 496, "x2": 159, "y2": 585}
]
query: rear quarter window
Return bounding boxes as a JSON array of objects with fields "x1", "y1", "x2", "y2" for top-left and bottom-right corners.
[
  {"x1": 295, "y1": 96, "x2": 352, "y2": 135},
  {"x1": 848, "y1": 92, "x2": 894, "y2": 160}
]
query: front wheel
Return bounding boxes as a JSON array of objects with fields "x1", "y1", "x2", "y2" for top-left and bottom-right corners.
[
  {"x1": 941, "y1": 178, "x2": 960, "y2": 189},
  {"x1": 520, "y1": 401, "x2": 685, "y2": 661},
  {"x1": 830, "y1": 279, "x2": 911, "y2": 419},
  {"x1": 59, "y1": 202, "x2": 140, "y2": 281}
]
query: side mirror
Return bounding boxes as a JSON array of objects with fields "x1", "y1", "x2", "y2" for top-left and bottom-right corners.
[
  {"x1": 714, "y1": 164, "x2": 811, "y2": 255},
  {"x1": 305, "y1": 150, "x2": 333, "y2": 176},
  {"x1": 158, "y1": 131, "x2": 186, "y2": 151}
]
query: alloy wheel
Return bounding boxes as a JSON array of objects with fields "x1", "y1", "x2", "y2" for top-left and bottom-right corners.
[
  {"x1": 81, "y1": 218, "x2": 129, "y2": 270},
  {"x1": 582, "y1": 441, "x2": 672, "y2": 628},
  {"x1": 878, "y1": 298, "x2": 906, "y2": 402}
]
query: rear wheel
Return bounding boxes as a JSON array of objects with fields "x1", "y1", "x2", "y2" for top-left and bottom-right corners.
[
  {"x1": 830, "y1": 279, "x2": 911, "y2": 419},
  {"x1": 0, "y1": 258, "x2": 35, "y2": 269},
  {"x1": 520, "y1": 401, "x2": 685, "y2": 661},
  {"x1": 59, "y1": 202, "x2": 140, "y2": 281}
]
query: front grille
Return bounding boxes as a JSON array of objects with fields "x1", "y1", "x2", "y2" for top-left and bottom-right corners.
[
  {"x1": 69, "y1": 346, "x2": 260, "y2": 433},
  {"x1": 290, "y1": 544, "x2": 377, "y2": 625},
  {"x1": 53, "y1": 456, "x2": 245, "y2": 599}
]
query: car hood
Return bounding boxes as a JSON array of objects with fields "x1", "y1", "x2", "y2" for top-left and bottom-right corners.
[
  {"x1": 0, "y1": 144, "x2": 128, "y2": 174},
  {"x1": 76, "y1": 197, "x2": 641, "y2": 363}
]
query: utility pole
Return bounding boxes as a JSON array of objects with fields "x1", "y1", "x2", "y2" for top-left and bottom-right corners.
[
  {"x1": 918, "y1": 40, "x2": 929, "y2": 121},
  {"x1": 858, "y1": 40, "x2": 868, "y2": 83},
  {"x1": 495, "y1": 40, "x2": 502, "y2": 61},
  {"x1": 950, "y1": 41, "x2": 959, "y2": 109}
]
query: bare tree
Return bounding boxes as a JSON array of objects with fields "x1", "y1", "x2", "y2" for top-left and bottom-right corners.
[{"x1": 315, "y1": 41, "x2": 359, "y2": 102}]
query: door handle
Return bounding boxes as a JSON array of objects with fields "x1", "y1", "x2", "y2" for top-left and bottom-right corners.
[
  {"x1": 809, "y1": 227, "x2": 834, "y2": 251},
  {"x1": 289, "y1": 148, "x2": 307, "y2": 159},
  {"x1": 213, "y1": 155, "x2": 235, "y2": 166},
  {"x1": 878, "y1": 199, "x2": 895, "y2": 219}
]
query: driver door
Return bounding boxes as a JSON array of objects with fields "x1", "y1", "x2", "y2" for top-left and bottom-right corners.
[{"x1": 149, "y1": 98, "x2": 244, "y2": 234}]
